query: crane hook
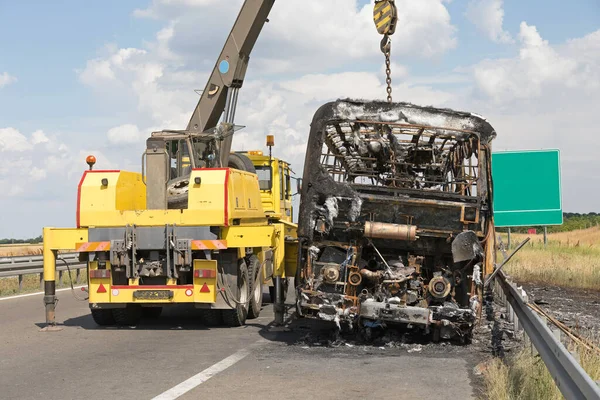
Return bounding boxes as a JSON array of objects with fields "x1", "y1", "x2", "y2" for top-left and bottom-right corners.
[{"x1": 380, "y1": 35, "x2": 392, "y2": 54}]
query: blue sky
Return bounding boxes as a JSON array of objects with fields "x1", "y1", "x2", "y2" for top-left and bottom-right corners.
[{"x1": 0, "y1": 0, "x2": 598, "y2": 238}]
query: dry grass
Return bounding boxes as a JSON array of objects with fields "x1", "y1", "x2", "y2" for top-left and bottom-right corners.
[
  {"x1": 0, "y1": 244, "x2": 42, "y2": 257},
  {"x1": 483, "y1": 340, "x2": 600, "y2": 400},
  {"x1": 507, "y1": 226, "x2": 600, "y2": 248},
  {"x1": 0, "y1": 271, "x2": 87, "y2": 297},
  {"x1": 497, "y1": 227, "x2": 600, "y2": 290}
]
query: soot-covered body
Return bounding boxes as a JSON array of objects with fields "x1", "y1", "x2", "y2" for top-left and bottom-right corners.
[{"x1": 295, "y1": 99, "x2": 497, "y2": 342}]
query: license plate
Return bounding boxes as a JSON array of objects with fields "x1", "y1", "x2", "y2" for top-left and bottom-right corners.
[{"x1": 133, "y1": 290, "x2": 174, "y2": 300}]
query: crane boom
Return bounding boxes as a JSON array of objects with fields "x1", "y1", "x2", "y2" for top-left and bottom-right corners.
[{"x1": 185, "y1": 0, "x2": 275, "y2": 167}]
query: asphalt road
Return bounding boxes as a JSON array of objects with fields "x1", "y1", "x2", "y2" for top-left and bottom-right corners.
[{"x1": 0, "y1": 288, "x2": 481, "y2": 400}]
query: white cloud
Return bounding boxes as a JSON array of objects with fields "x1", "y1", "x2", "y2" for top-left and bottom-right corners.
[
  {"x1": 29, "y1": 167, "x2": 47, "y2": 181},
  {"x1": 0, "y1": 72, "x2": 17, "y2": 88},
  {"x1": 133, "y1": 0, "x2": 224, "y2": 18},
  {"x1": 107, "y1": 124, "x2": 143, "y2": 145},
  {"x1": 133, "y1": 0, "x2": 457, "y2": 76},
  {"x1": 472, "y1": 22, "x2": 586, "y2": 104},
  {"x1": 466, "y1": 0, "x2": 513, "y2": 44},
  {"x1": 0, "y1": 128, "x2": 33, "y2": 152},
  {"x1": 78, "y1": 48, "x2": 149, "y2": 87},
  {"x1": 0, "y1": 127, "x2": 118, "y2": 215},
  {"x1": 31, "y1": 130, "x2": 49, "y2": 145}
]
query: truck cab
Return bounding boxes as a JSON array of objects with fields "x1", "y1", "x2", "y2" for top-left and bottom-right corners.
[{"x1": 237, "y1": 150, "x2": 294, "y2": 224}]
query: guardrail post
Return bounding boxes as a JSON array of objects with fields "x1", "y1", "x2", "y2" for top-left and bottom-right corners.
[
  {"x1": 18, "y1": 274, "x2": 23, "y2": 292},
  {"x1": 58, "y1": 270, "x2": 63, "y2": 286},
  {"x1": 39, "y1": 272, "x2": 43, "y2": 291},
  {"x1": 76, "y1": 268, "x2": 80, "y2": 284}
]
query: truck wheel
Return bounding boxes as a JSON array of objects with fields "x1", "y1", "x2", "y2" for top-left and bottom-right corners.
[
  {"x1": 91, "y1": 309, "x2": 115, "y2": 326},
  {"x1": 200, "y1": 309, "x2": 223, "y2": 327},
  {"x1": 268, "y1": 278, "x2": 289, "y2": 303},
  {"x1": 228, "y1": 153, "x2": 256, "y2": 173},
  {"x1": 142, "y1": 307, "x2": 162, "y2": 319},
  {"x1": 247, "y1": 255, "x2": 263, "y2": 319},
  {"x1": 222, "y1": 260, "x2": 249, "y2": 327},
  {"x1": 112, "y1": 305, "x2": 142, "y2": 326}
]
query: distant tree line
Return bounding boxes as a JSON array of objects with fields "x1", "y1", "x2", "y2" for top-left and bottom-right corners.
[
  {"x1": 496, "y1": 212, "x2": 600, "y2": 233},
  {"x1": 0, "y1": 235, "x2": 43, "y2": 244}
]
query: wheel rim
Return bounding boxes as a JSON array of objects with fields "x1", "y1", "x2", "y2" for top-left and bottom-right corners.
[
  {"x1": 253, "y1": 274, "x2": 262, "y2": 306},
  {"x1": 240, "y1": 276, "x2": 248, "y2": 309}
]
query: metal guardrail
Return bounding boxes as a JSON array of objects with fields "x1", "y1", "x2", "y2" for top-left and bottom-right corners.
[
  {"x1": 495, "y1": 270, "x2": 600, "y2": 400},
  {"x1": 0, "y1": 253, "x2": 86, "y2": 291}
]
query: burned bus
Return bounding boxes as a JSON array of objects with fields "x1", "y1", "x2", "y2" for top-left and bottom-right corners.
[{"x1": 295, "y1": 99, "x2": 497, "y2": 343}]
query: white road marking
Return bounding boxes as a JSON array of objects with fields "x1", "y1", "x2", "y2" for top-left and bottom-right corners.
[
  {"x1": 152, "y1": 339, "x2": 266, "y2": 400},
  {"x1": 0, "y1": 285, "x2": 86, "y2": 301}
]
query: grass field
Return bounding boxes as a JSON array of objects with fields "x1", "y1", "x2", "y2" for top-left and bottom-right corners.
[
  {"x1": 0, "y1": 244, "x2": 42, "y2": 257},
  {"x1": 498, "y1": 227, "x2": 600, "y2": 290},
  {"x1": 0, "y1": 272, "x2": 87, "y2": 297},
  {"x1": 505, "y1": 225, "x2": 600, "y2": 248},
  {"x1": 483, "y1": 339, "x2": 600, "y2": 399}
]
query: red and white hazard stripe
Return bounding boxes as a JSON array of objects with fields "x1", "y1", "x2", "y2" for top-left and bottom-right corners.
[
  {"x1": 76, "y1": 241, "x2": 111, "y2": 252},
  {"x1": 191, "y1": 240, "x2": 227, "y2": 250}
]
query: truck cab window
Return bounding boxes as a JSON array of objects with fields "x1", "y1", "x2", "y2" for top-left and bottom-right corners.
[{"x1": 256, "y1": 166, "x2": 272, "y2": 190}]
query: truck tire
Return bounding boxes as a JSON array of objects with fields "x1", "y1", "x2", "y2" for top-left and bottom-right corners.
[
  {"x1": 228, "y1": 153, "x2": 256, "y2": 173},
  {"x1": 91, "y1": 309, "x2": 115, "y2": 326},
  {"x1": 112, "y1": 304, "x2": 142, "y2": 326},
  {"x1": 200, "y1": 309, "x2": 223, "y2": 327},
  {"x1": 142, "y1": 307, "x2": 163, "y2": 319},
  {"x1": 246, "y1": 255, "x2": 263, "y2": 319},
  {"x1": 167, "y1": 175, "x2": 190, "y2": 210},
  {"x1": 222, "y1": 259, "x2": 250, "y2": 327}
]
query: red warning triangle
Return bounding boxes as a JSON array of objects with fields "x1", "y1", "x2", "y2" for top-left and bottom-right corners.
[
  {"x1": 200, "y1": 283, "x2": 210, "y2": 293},
  {"x1": 97, "y1": 283, "x2": 107, "y2": 293}
]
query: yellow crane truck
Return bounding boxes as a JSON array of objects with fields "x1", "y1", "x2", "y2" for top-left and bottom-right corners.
[
  {"x1": 41, "y1": 0, "x2": 298, "y2": 329},
  {"x1": 42, "y1": 141, "x2": 297, "y2": 328}
]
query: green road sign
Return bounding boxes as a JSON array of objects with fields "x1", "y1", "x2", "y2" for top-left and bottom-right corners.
[{"x1": 491, "y1": 149, "x2": 562, "y2": 227}]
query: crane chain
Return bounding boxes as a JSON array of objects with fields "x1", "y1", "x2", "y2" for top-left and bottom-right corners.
[
  {"x1": 381, "y1": 35, "x2": 393, "y2": 103},
  {"x1": 385, "y1": 46, "x2": 392, "y2": 103}
]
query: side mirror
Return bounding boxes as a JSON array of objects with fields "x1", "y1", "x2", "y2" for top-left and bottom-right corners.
[{"x1": 296, "y1": 178, "x2": 303, "y2": 193}]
